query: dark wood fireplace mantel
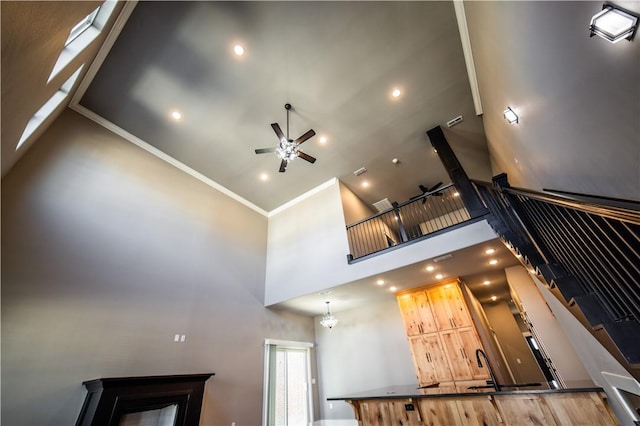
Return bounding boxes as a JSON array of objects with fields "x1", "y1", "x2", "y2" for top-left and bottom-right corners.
[{"x1": 76, "y1": 373, "x2": 214, "y2": 426}]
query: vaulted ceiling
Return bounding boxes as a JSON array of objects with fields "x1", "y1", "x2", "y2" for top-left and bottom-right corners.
[{"x1": 2, "y1": 1, "x2": 638, "y2": 314}]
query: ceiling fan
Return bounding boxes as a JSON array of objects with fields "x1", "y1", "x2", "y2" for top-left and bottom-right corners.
[
  {"x1": 254, "y1": 103, "x2": 316, "y2": 173},
  {"x1": 410, "y1": 182, "x2": 444, "y2": 203}
]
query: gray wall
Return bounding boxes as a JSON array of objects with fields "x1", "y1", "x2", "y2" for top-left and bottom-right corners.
[
  {"x1": 464, "y1": 1, "x2": 640, "y2": 201},
  {"x1": 1, "y1": 110, "x2": 315, "y2": 426},
  {"x1": 314, "y1": 297, "x2": 416, "y2": 421},
  {"x1": 482, "y1": 301, "x2": 546, "y2": 385}
]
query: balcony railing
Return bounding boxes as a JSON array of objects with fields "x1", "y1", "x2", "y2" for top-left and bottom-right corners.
[{"x1": 346, "y1": 184, "x2": 479, "y2": 262}]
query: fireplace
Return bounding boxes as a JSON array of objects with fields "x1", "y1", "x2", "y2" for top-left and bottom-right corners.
[{"x1": 75, "y1": 373, "x2": 214, "y2": 426}]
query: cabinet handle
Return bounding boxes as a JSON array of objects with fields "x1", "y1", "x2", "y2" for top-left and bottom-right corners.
[
  {"x1": 449, "y1": 318, "x2": 454, "y2": 328},
  {"x1": 459, "y1": 348, "x2": 465, "y2": 359},
  {"x1": 426, "y1": 352, "x2": 431, "y2": 363}
]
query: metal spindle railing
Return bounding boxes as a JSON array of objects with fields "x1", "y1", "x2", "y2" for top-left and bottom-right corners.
[
  {"x1": 346, "y1": 184, "x2": 474, "y2": 261},
  {"x1": 472, "y1": 176, "x2": 640, "y2": 324}
]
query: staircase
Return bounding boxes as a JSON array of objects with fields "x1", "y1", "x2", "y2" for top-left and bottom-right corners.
[{"x1": 472, "y1": 174, "x2": 640, "y2": 380}]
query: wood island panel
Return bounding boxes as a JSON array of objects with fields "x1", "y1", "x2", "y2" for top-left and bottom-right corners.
[
  {"x1": 342, "y1": 391, "x2": 618, "y2": 426},
  {"x1": 541, "y1": 392, "x2": 618, "y2": 426},
  {"x1": 493, "y1": 393, "x2": 557, "y2": 425},
  {"x1": 454, "y1": 396, "x2": 503, "y2": 426}
]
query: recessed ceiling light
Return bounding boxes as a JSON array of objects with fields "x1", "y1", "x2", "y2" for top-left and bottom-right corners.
[
  {"x1": 319, "y1": 290, "x2": 332, "y2": 296},
  {"x1": 389, "y1": 286, "x2": 397, "y2": 292},
  {"x1": 233, "y1": 44, "x2": 245, "y2": 56},
  {"x1": 483, "y1": 280, "x2": 490, "y2": 285},
  {"x1": 392, "y1": 158, "x2": 399, "y2": 164},
  {"x1": 260, "y1": 173, "x2": 269, "y2": 181},
  {"x1": 392, "y1": 88, "x2": 401, "y2": 98},
  {"x1": 485, "y1": 248, "x2": 496, "y2": 255},
  {"x1": 489, "y1": 259, "x2": 498, "y2": 265},
  {"x1": 426, "y1": 265, "x2": 435, "y2": 272},
  {"x1": 376, "y1": 279, "x2": 385, "y2": 286},
  {"x1": 362, "y1": 181, "x2": 369, "y2": 188},
  {"x1": 491, "y1": 295, "x2": 498, "y2": 301},
  {"x1": 435, "y1": 273, "x2": 443, "y2": 279},
  {"x1": 319, "y1": 136, "x2": 327, "y2": 144},
  {"x1": 453, "y1": 192, "x2": 459, "y2": 197},
  {"x1": 170, "y1": 110, "x2": 182, "y2": 121}
]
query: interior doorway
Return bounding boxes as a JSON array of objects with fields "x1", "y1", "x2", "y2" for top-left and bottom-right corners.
[{"x1": 263, "y1": 339, "x2": 314, "y2": 426}]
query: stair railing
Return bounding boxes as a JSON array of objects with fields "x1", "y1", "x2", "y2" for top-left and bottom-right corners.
[{"x1": 472, "y1": 173, "x2": 640, "y2": 365}]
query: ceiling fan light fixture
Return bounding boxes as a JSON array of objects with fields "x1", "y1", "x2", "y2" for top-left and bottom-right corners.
[{"x1": 276, "y1": 139, "x2": 298, "y2": 162}]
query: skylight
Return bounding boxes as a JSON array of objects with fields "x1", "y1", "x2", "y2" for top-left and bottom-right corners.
[
  {"x1": 65, "y1": 6, "x2": 100, "y2": 47},
  {"x1": 48, "y1": 1, "x2": 117, "y2": 83},
  {"x1": 17, "y1": 66, "x2": 84, "y2": 150}
]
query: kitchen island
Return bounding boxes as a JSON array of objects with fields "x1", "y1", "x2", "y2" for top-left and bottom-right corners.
[{"x1": 328, "y1": 383, "x2": 618, "y2": 425}]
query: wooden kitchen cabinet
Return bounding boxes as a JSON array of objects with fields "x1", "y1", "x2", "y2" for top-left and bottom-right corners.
[
  {"x1": 426, "y1": 283, "x2": 472, "y2": 330},
  {"x1": 398, "y1": 291, "x2": 438, "y2": 336},
  {"x1": 440, "y1": 329, "x2": 474, "y2": 381},
  {"x1": 409, "y1": 334, "x2": 453, "y2": 386},
  {"x1": 398, "y1": 280, "x2": 488, "y2": 389},
  {"x1": 457, "y1": 327, "x2": 489, "y2": 380}
]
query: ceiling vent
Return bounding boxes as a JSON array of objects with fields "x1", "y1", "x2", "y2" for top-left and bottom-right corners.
[
  {"x1": 446, "y1": 115, "x2": 464, "y2": 128},
  {"x1": 353, "y1": 167, "x2": 367, "y2": 176},
  {"x1": 373, "y1": 198, "x2": 393, "y2": 212},
  {"x1": 433, "y1": 253, "x2": 454, "y2": 263}
]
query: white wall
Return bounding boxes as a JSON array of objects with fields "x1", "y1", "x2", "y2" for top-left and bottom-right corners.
[
  {"x1": 314, "y1": 297, "x2": 416, "y2": 420},
  {"x1": 530, "y1": 274, "x2": 640, "y2": 426},
  {"x1": 265, "y1": 184, "x2": 498, "y2": 305},
  {"x1": 505, "y1": 266, "x2": 591, "y2": 386},
  {"x1": 1, "y1": 110, "x2": 316, "y2": 426}
]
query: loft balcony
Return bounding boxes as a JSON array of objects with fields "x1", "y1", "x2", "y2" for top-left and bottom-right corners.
[{"x1": 346, "y1": 183, "x2": 486, "y2": 262}]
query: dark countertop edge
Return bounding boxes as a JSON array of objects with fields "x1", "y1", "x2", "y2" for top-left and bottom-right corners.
[{"x1": 327, "y1": 387, "x2": 605, "y2": 401}]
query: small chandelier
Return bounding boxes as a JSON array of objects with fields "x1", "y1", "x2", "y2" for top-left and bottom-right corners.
[
  {"x1": 320, "y1": 301, "x2": 338, "y2": 329},
  {"x1": 276, "y1": 138, "x2": 298, "y2": 162}
]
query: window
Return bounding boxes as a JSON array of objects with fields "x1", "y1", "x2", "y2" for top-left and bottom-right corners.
[
  {"x1": 17, "y1": 65, "x2": 84, "y2": 150},
  {"x1": 65, "y1": 6, "x2": 100, "y2": 47},
  {"x1": 263, "y1": 340, "x2": 314, "y2": 426},
  {"x1": 48, "y1": 0, "x2": 117, "y2": 83}
]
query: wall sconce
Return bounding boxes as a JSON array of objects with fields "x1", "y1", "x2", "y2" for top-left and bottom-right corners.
[
  {"x1": 590, "y1": 3, "x2": 639, "y2": 43},
  {"x1": 503, "y1": 107, "x2": 519, "y2": 124}
]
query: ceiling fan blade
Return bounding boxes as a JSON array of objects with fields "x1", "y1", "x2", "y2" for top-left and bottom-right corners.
[
  {"x1": 294, "y1": 129, "x2": 316, "y2": 145},
  {"x1": 419, "y1": 184, "x2": 429, "y2": 193},
  {"x1": 255, "y1": 147, "x2": 277, "y2": 154},
  {"x1": 279, "y1": 159, "x2": 287, "y2": 173},
  {"x1": 271, "y1": 123, "x2": 286, "y2": 143},
  {"x1": 297, "y1": 151, "x2": 316, "y2": 164},
  {"x1": 428, "y1": 182, "x2": 443, "y2": 192}
]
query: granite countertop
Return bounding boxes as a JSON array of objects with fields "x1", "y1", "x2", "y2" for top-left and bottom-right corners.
[{"x1": 327, "y1": 381, "x2": 603, "y2": 401}]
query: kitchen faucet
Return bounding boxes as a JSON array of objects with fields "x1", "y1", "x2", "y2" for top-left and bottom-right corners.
[{"x1": 475, "y1": 349, "x2": 501, "y2": 392}]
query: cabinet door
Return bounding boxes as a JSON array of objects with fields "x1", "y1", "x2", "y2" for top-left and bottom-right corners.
[
  {"x1": 409, "y1": 334, "x2": 453, "y2": 386},
  {"x1": 423, "y1": 333, "x2": 453, "y2": 383},
  {"x1": 457, "y1": 327, "x2": 490, "y2": 380},
  {"x1": 397, "y1": 293, "x2": 423, "y2": 336},
  {"x1": 398, "y1": 291, "x2": 438, "y2": 336},
  {"x1": 414, "y1": 291, "x2": 438, "y2": 333},
  {"x1": 440, "y1": 329, "x2": 473, "y2": 381},
  {"x1": 428, "y1": 283, "x2": 472, "y2": 330},
  {"x1": 442, "y1": 283, "x2": 472, "y2": 328},
  {"x1": 427, "y1": 285, "x2": 452, "y2": 330},
  {"x1": 408, "y1": 336, "x2": 437, "y2": 386}
]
